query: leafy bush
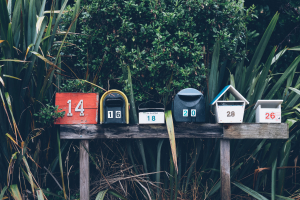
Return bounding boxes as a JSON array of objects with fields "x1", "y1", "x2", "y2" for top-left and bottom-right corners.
[
  {"x1": 63, "y1": 0, "x2": 255, "y2": 105},
  {"x1": 34, "y1": 105, "x2": 65, "y2": 125}
]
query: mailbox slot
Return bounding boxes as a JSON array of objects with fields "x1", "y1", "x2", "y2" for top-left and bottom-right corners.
[{"x1": 105, "y1": 98, "x2": 124, "y2": 107}]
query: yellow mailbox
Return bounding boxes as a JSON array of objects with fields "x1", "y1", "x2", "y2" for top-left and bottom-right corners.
[{"x1": 100, "y1": 89, "x2": 129, "y2": 124}]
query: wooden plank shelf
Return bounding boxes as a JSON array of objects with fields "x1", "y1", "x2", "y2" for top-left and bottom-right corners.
[{"x1": 60, "y1": 123, "x2": 289, "y2": 139}]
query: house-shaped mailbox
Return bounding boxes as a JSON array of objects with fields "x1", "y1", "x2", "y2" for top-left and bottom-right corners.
[
  {"x1": 172, "y1": 88, "x2": 205, "y2": 122},
  {"x1": 100, "y1": 90, "x2": 129, "y2": 124},
  {"x1": 210, "y1": 85, "x2": 249, "y2": 123},
  {"x1": 254, "y1": 100, "x2": 283, "y2": 123},
  {"x1": 139, "y1": 101, "x2": 165, "y2": 124}
]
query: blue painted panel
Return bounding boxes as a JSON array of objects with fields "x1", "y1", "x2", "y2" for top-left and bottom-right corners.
[{"x1": 210, "y1": 85, "x2": 230, "y2": 105}]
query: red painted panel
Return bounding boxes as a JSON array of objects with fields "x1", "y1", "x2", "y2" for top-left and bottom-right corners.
[{"x1": 55, "y1": 93, "x2": 99, "y2": 124}]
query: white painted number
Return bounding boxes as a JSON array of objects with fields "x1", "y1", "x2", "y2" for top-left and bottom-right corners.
[
  {"x1": 116, "y1": 111, "x2": 121, "y2": 118},
  {"x1": 67, "y1": 100, "x2": 73, "y2": 116},
  {"x1": 75, "y1": 100, "x2": 84, "y2": 116},
  {"x1": 108, "y1": 111, "x2": 113, "y2": 118},
  {"x1": 191, "y1": 109, "x2": 196, "y2": 117},
  {"x1": 183, "y1": 109, "x2": 188, "y2": 117}
]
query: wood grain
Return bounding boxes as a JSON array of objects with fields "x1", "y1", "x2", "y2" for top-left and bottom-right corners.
[
  {"x1": 55, "y1": 93, "x2": 99, "y2": 125},
  {"x1": 223, "y1": 123, "x2": 289, "y2": 139},
  {"x1": 80, "y1": 140, "x2": 90, "y2": 200},
  {"x1": 60, "y1": 123, "x2": 289, "y2": 139},
  {"x1": 60, "y1": 123, "x2": 223, "y2": 139},
  {"x1": 220, "y1": 139, "x2": 231, "y2": 200}
]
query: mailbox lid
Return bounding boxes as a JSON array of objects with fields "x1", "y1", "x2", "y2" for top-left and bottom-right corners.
[
  {"x1": 176, "y1": 88, "x2": 204, "y2": 107},
  {"x1": 254, "y1": 100, "x2": 283, "y2": 109},
  {"x1": 210, "y1": 85, "x2": 249, "y2": 105},
  {"x1": 177, "y1": 88, "x2": 203, "y2": 96},
  {"x1": 54, "y1": 93, "x2": 99, "y2": 124}
]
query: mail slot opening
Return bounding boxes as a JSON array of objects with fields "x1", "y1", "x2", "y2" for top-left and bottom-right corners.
[
  {"x1": 217, "y1": 101, "x2": 244, "y2": 106},
  {"x1": 105, "y1": 98, "x2": 124, "y2": 107},
  {"x1": 178, "y1": 95, "x2": 201, "y2": 102}
]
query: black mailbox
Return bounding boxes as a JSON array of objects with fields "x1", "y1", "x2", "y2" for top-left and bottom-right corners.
[
  {"x1": 172, "y1": 88, "x2": 205, "y2": 122},
  {"x1": 100, "y1": 90, "x2": 129, "y2": 124}
]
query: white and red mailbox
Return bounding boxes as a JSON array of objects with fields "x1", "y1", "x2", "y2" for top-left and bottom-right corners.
[
  {"x1": 54, "y1": 93, "x2": 99, "y2": 124},
  {"x1": 254, "y1": 100, "x2": 283, "y2": 123}
]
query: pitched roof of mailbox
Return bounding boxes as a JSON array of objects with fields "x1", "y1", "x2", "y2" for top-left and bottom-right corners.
[{"x1": 210, "y1": 85, "x2": 249, "y2": 105}]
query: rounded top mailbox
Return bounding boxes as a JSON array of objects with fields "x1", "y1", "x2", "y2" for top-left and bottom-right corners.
[
  {"x1": 100, "y1": 90, "x2": 129, "y2": 124},
  {"x1": 172, "y1": 88, "x2": 205, "y2": 122}
]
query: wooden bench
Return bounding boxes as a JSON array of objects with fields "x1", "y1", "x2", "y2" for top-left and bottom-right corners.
[{"x1": 60, "y1": 123, "x2": 289, "y2": 200}]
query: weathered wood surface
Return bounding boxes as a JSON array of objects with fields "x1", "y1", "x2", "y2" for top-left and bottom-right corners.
[
  {"x1": 55, "y1": 93, "x2": 99, "y2": 125},
  {"x1": 60, "y1": 123, "x2": 223, "y2": 139},
  {"x1": 220, "y1": 139, "x2": 231, "y2": 200},
  {"x1": 223, "y1": 123, "x2": 289, "y2": 139},
  {"x1": 60, "y1": 123, "x2": 288, "y2": 139},
  {"x1": 80, "y1": 140, "x2": 90, "y2": 200}
]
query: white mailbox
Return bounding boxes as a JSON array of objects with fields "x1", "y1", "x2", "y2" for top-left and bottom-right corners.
[
  {"x1": 210, "y1": 85, "x2": 249, "y2": 123},
  {"x1": 138, "y1": 101, "x2": 165, "y2": 124},
  {"x1": 254, "y1": 100, "x2": 283, "y2": 123}
]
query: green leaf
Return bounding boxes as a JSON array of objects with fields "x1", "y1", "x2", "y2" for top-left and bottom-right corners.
[
  {"x1": 96, "y1": 189, "x2": 127, "y2": 200},
  {"x1": 271, "y1": 158, "x2": 277, "y2": 200},
  {"x1": 9, "y1": 185, "x2": 22, "y2": 200},
  {"x1": 0, "y1": 186, "x2": 7, "y2": 200},
  {"x1": 232, "y1": 182, "x2": 268, "y2": 200},
  {"x1": 165, "y1": 110, "x2": 178, "y2": 173},
  {"x1": 57, "y1": 130, "x2": 67, "y2": 199},
  {"x1": 36, "y1": 189, "x2": 44, "y2": 200},
  {"x1": 265, "y1": 55, "x2": 300, "y2": 99},
  {"x1": 244, "y1": 13, "x2": 279, "y2": 92}
]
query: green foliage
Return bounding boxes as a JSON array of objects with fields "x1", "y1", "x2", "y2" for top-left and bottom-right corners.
[
  {"x1": 63, "y1": 0, "x2": 255, "y2": 104},
  {"x1": 34, "y1": 105, "x2": 65, "y2": 126},
  {"x1": 59, "y1": 79, "x2": 98, "y2": 92}
]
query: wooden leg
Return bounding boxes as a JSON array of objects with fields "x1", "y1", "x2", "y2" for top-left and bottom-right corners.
[
  {"x1": 220, "y1": 139, "x2": 231, "y2": 200},
  {"x1": 80, "y1": 140, "x2": 90, "y2": 200}
]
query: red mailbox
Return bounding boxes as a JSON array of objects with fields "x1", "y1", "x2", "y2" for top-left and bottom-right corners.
[{"x1": 54, "y1": 93, "x2": 99, "y2": 124}]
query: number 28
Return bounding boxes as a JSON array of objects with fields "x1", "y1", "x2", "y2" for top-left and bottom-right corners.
[{"x1": 227, "y1": 111, "x2": 235, "y2": 117}]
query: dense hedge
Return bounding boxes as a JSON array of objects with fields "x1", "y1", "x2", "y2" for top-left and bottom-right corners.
[{"x1": 63, "y1": 0, "x2": 255, "y2": 105}]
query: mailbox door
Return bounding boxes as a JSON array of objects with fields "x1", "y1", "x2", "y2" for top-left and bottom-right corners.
[
  {"x1": 217, "y1": 105, "x2": 244, "y2": 123},
  {"x1": 139, "y1": 111, "x2": 165, "y2": 124}
]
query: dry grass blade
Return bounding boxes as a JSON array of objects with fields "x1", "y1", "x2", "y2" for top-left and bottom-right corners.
[{"x1": 165, "y1": 110, "x2": 178, "y2": 173}]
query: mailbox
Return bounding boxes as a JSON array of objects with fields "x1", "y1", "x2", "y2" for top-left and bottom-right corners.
[
  {"x1": 210, "y1": 85, "x2": 249, "y2": 123},
  {"x1": 254, "y1": 100, "x2": 283, "y2": 123},
  {"x1": 172, "y1": 88, "x2": 205, "y2": 122},
  {"x1": 54, "y1": 93, "x2": 99, "y2": 124},
  {"x1": 139, "y1": 101, "x2": 165, "y2": 124},
  {"x1": 100, "y1": 90, "x2": 129, "y2": 124}
]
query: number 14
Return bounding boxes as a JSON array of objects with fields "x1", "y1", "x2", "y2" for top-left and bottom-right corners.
[{"x1": 67, "y1": 100, "x2": 84, "y2": 116}]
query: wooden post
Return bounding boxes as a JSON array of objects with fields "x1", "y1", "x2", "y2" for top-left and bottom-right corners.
[
  {"x1": 220, "y1": 139, "x2": 231, "y2": 200},
  {"x1": 80, "y1": 140, "x2": 90, "y2": 200}
]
